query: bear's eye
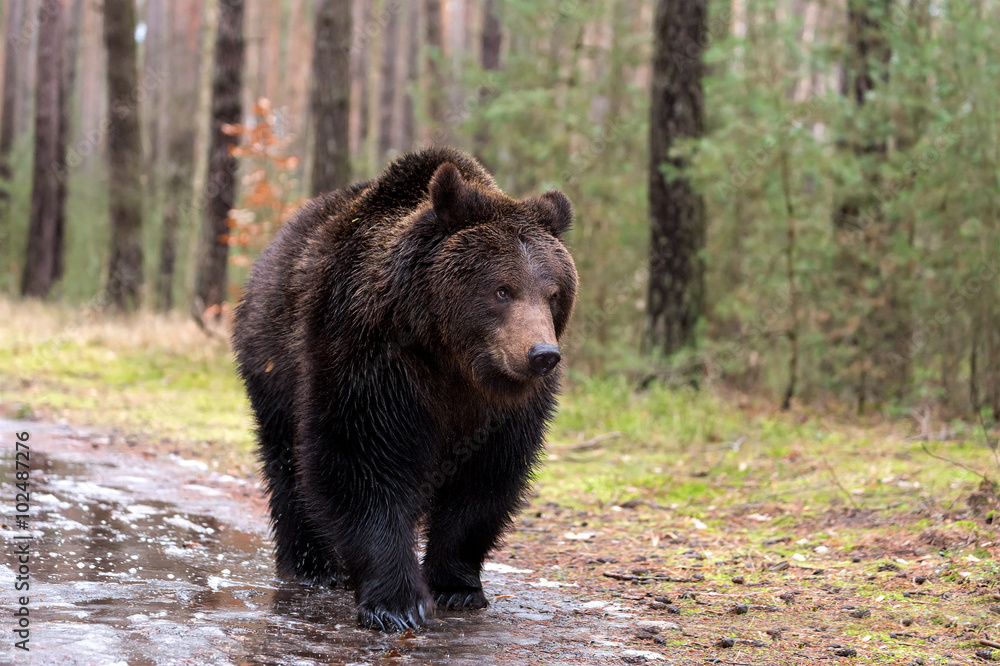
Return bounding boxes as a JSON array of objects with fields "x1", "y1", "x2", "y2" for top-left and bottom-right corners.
[
  {"x1": 496, "y1": 287, "x2": 511, "y2": 302},
  {"x1": 549, "y1": 292, "x2": 559, "y2": 304}
]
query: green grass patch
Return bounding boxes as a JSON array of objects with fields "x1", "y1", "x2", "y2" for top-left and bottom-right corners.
[{"x1": 0, "y1": 300, "x2": 995, "y2": 516}]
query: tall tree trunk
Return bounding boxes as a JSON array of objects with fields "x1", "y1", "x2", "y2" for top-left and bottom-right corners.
[
  {"x1": 142, "y1": 0, "x2": 166, "y2": 197},
  {"x1": 472, "y1": 0, "x2": 501, "y2": 163},
  {"x1": 284, "y1": 0, "x2": 313, "y2": 161},
  {"x1": 309, "y1": 0, "x2": 351, "y2": 195},
  {"x1": 398, "y1": 0, "x2": 419, "y2": 153},
  {"x1": 53, "y1": 0, "x2": 83, "y2": 284},
  {"x1": 1, "y1": 0, "x2": 25, "y2": 281},
  {"x1": 194, "y1": 0, "x2": 244, "y2": 318},
  {"x1": 0, "y1": 0, "x2": 25, "y2": 198},
  {"x1": 423, "y1": 0, "x2": 445, "y2": 144},
  {"x1": 832, "y1": 0, "x2": 901, "y2": 412},
  {"x1": 646, "y1": 0, "x2": 707, "y2": 357},
  {"x1": 193, "y1": 0, "x2": 243, "y2": 317},
  {"x1": 157, "y1": 0, "x2": 202, "y2": 311},
  {"x1": 103, "y1": 0, "x2": 145, "y2": 310},
  {"x1": 376, "y1": 0, "x2": 399, "y2": 163},
  {"x1": 16, "y1": 0, "x2": 40, "y2": 141},
  {"x1": 349, "y1": 0, "x2": 369, "y2": 162},
  {"x1": 21, "y1": 0, "x2": 63, "y2": 298}
]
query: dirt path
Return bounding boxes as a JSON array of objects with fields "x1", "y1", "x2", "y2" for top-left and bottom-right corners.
[
  {"x1": 0, "y1": 420, "x2": 658, "y2": 665},
  {"x1": 3, "y1": 419, "x2": 998, "y2": 665}
]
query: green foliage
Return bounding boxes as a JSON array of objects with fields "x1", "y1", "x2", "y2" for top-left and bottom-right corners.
[
  {"x1": 448, "y1": 0, "x2": 653, "y2": 374},
  {"x1": 681, "y1": 0, "x2": 1000, "y2": 417}
]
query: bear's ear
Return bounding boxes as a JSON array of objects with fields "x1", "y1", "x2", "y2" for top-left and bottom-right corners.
[
  {"x1": 535, "y1": 190, "x2": 574, "y2": 238},
  {"x1": 429, "y1": 162, "x2": 476, "y2": 234}
]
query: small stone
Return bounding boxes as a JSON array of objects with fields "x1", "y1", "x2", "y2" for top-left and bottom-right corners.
[
  {"x1": 976, "y1": 649, "x2": 996, "y2": 661},
  {"x1": 665, "y1": 605, "x2": 681, "y2": 614},
  {"x1": 715, "y1": 638, "x2": 735, "y2": 648},
  {"x1": 653, "y1": 636, "x2": 666, "y2": 645},
  {"x1": 913, "y1": 574, "x2": 927, "y2": 585},
  {"x1": 901, "y1": 618, "x2": 913, "y2": 626},
  {"x1": 728, "y1": 604, "x2": 749, "y2": 616},
  {"x1": 833, "y1": 647, "x2": 857, "y2": 657},
  {"x1": 648, "y1": 601, "x2": 667, "y2": 610},
  {"x1": 654, "y1": 595, "x2": 671, "y2": 604},
  {"x1": 848, "y1": 608, "x2": 871, "y2": 619},
  {"x1": 679, "y1": 591, "x2": 697, "y2": 600},
  {"x1": 732, "y1": 575, "x2": 745, "y2": 584}
]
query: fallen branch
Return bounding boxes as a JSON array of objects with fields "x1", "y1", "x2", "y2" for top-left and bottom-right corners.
[
  {"x1": 571, "y1": 431, "x2": 624, "y2": 451},
  {"x1": 602, "y1": 571, "x2": 700, "y2": 583}
]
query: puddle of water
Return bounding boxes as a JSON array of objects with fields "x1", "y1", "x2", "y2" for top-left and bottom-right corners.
[{"x1": 0, "y1": 422, "x2": 633, "y2": 665}]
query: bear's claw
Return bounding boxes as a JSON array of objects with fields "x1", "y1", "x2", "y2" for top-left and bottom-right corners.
[
  {"x1": 434, "y1": 589, "x2": 488, "y2": 610},
  {"x1": 358, "y1": 599, "x2": 430, "y2": 632}
]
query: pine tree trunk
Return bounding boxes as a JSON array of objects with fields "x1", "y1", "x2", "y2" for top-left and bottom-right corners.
[
  {"x1": 194, "y1": 0, "x2": 244, "y2": 318},
  {"x1": 472, "y1": 0, "x2": 501, "y2": 163},
  {"x1": 16, "y1": 0, "x2": 40, "y2": 142},
  {"x1": 833, "y1": 0, "x2": 905, "y2": 412},
  {"x1": 53, "y1": 0, "x2": 83, "y2": 284},
  {"x1": 398, "y1": 0, "x2": 419, "y2": 153},
  {"x1": 0, "y1": 0, "x2": 25, "y2": 197},
  {"x1": 157, "y1": 0, "x2": 202, "y2": 311},
  {"x1": 646, "y1": 0, "x2": 707, "y2": 357},
  {"x1": 376, "y1": 1, "x2": 399, "y2": 163},
  {"x1": 423, "y1": 0, "x2": 445, "y2": 144},
  {"x1": 102, "y1": 0, "x2": 145, "y2": 310},
  {"x1": 21, "y1": 0, "x2": 63, "y2": 299},
  {"x1": 309, "y1": 0, "x2": 351, "y2": 195}
]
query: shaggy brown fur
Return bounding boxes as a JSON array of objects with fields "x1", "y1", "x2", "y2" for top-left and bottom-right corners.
[{"x1": 232, "y1": 147, "x2": 578, "y2": 631}]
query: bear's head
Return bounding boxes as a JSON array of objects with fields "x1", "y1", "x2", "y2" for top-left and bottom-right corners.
[{"x1": 416, "y1": 162, "x2": 578, "y2": 397}]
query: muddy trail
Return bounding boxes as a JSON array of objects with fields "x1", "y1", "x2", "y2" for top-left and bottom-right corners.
[{"x1": 0, "y1": 420, "x2": 657, "y2": 666}]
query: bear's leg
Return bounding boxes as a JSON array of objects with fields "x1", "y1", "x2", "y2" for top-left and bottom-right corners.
[
  {"x1": 298, "y1": 450, "x2": 433, "y2": 631},
  {"x1": 422, "y1": 418, "x2": 543, "y2": 610},
  {"x1": 253, "y1": 404, "x2": 339, "y2": 584}
]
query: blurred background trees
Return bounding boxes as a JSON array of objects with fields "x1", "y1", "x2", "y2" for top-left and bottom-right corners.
[{"x1": 0, "y1": 0, "x2": 997, "y2": 420}]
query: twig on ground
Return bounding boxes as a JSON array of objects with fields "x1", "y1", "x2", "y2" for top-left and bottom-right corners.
[
  {"x1": 920, "y1": 441, "x2": 986, "y2": 481},
  {"x1": 570, "y1": 431, "x2": 624, "y2": 451},
  {"x1": 980, "y1": 639, "x2": 1000, "y2": 650},
  {"x1": 820, "y1": 457, "x2": 860, "y2": 509}
]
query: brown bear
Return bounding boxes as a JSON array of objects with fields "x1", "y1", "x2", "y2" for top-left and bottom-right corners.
[{"x1": 232, "y1": 147, "x2": 577, "y2": 632}]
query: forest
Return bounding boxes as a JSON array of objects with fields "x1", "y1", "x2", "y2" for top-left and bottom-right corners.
[
  {"x1": 1, "y1": 1, "x2": 1000, "y2": 662},
  {"x1": 2, "y1": 0, "x2": 999, "y2": 419}
]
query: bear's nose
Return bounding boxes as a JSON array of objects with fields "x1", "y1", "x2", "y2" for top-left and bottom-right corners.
[{"x1": 528, "y1": 344, "x2": 561, "y2": 376}]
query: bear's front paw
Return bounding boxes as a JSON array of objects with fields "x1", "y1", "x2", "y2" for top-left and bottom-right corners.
[
  {"x1": 433, "y1": 586, "x2": 488, "y2": 611},
  {"x1": 357, "y1": 595, "x2": 434, "y2": 632}
]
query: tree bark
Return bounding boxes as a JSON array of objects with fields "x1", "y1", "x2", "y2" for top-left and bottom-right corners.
[
  {"x1": 398, "y1": 0, "x2": 419, "y2": 153},
  {"x1": 193, "y1": 0, "x2": 244, "y2": 317},
  {"x1": 832, "y1": 0, "x2": 904, "y2": 412},
  {"x1": 21, "y1": 0, "x2": 63, "y2": 299},
  {"x1": 157, "y1": 0, "x2": 202, "y2": 311},
  {"x1": 0, "y1": 0, "x2": 25, "y2": 197},
  {"x1": 472, "y1": 0, "x2": 501, "y2": 163},
  {"x1": 423, "y1": 0, "x2": 445, "y2": 144},
  {"x1": 375, "y1": 0, "x2": 399, "y2": 163},
  {"x1": 16, "y1": 0, "x2": 40, "y2": 142},
  {"x1": 309, "y1": 0, "x2": 351, "y2": 195},
  {"x1": 646, "y1": 0, "x2": 707, "y2": 357},
  {"x1": 53, "y1": 0, "x2": 83, "y2": 284},
  {"x1": 103, "y1": 0, "x2": 145, "y2": 310}
]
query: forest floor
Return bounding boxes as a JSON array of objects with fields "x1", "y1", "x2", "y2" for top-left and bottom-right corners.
[{"x1": 2, "y1": 299, "x2": 999, "y2": 664}]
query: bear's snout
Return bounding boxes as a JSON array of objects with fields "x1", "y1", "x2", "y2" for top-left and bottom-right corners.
[{"x1": 528, "y1": 344, "x2": 561, "y2": 376}]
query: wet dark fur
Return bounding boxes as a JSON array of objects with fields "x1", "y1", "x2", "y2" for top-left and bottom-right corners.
[{"x1": 232, "y1": 147, "x2": 577, "y2": 632}]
